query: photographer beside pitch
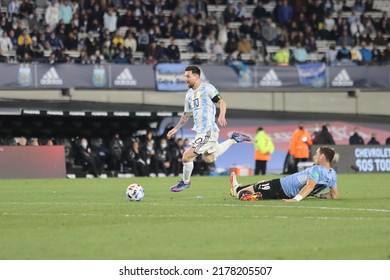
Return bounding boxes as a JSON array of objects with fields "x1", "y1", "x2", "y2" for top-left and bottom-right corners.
[{"x1": 230, "y1": 146, "x2": 338, "y2": 202}]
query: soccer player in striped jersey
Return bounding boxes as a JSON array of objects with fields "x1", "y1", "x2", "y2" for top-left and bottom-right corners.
[
  {"x1": 167, "y1": 65, "x2": 251, "y2": 192},
  {"x1": 230, "y1": 146, "x2": 339, "y2": 202}
]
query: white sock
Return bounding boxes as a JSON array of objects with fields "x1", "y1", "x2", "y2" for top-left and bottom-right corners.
[
  {"x1": 182, "y1": 161, "x2": 193, "y2": 183},
  {"x1": 215, "y1": 139, "x2": 235, "y2": 159}
]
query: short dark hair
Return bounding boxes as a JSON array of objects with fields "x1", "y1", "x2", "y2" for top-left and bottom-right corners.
[
  {"x1": 319, "y1": 146, "x2": 335, "y2": 162},
  {"x1": 185, "y1": 65, "x2": 201, "y2": 76}
]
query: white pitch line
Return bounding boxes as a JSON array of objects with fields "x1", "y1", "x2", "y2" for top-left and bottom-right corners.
[
  {"x1": 2, "y1": 212, "x2": 390, "y2": 221},
  {"x1": 0, "y1": 201, "x2": 389, "y2": 214}
]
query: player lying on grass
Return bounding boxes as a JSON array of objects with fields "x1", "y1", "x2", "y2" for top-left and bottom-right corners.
[{"x1": 230, "y1": 146, "x2": 339, "y2": 202}]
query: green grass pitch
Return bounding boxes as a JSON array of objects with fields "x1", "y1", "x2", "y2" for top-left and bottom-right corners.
[{"x1": 0, "y1": 174, "x2": 389, "y2": 260}]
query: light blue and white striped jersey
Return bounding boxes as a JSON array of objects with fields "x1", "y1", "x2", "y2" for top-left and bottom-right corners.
[
  {"x1": 184, "y1": 82, "x2": 220, "y2": 134},
  {"x1": 280, "y1": 165, "x2": 337, "y2": 197}
]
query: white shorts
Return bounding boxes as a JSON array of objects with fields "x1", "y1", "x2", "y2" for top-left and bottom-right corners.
[{"x1": 190, "y1": 130, "x2": 219, "y2": 155}]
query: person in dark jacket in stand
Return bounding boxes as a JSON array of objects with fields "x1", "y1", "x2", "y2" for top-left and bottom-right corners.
[
  {"x1": 316, "y1": 125, "x2": 336, "y2": 145},
  {"x1": 367, "y1": 133, "x2": 380, "y2": 145},
  {"x1": 349, "y1": 127, "x2": 365, "y2": 145}
]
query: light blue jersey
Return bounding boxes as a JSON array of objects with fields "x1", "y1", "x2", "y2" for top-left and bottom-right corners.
[
  {"x1": 184, "y1": 82, "x2": 220, "y2": 134},
  {"x1": 280, "y1": 165, "x2": 337, "y2": 197}
]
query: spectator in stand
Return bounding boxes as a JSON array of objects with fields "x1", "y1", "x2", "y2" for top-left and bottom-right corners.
[
  {"x1": 172, "y1": 19, "x2": 188, "y2": 39},
  {"x1": 109, "y1": 133, "x2": 125, "y2": 173},
  {"x1": 112, "y1": 29, "x2": 124, "y2": 50},
  {"x1": 224, "y1": 36, "x2": 238, "y2": 55},
  {"x1": 353, "y1": 0, "x2": 365, "y2": 13},
  {"x1": 292, "y1": 41, "x2": 307, "y2": 64},
  {"x1": 19, "y1": 0, "x2": 34, "y2": 19},
  {"x1": 324, "y1": 12, "x2": 336, "y2": 35},
  {"x1": 166, "y1": 37, "x2": 180, "y2": 62},
  {"x1": 137, "y1": 28, "x2": 150, "y2": 54},
  {"x1": 223, "y1": 3, "x2": 236, "y2": 24},
  {"x1": 305, "y1": 35, "x2": 318, "y2": 54},
  {"x1": 30, "y1": 37, "x2": 44, "y2": 61},
  {"x1": 48, "y1": 31, "x2": 64, "y2": 52},
  {"x1": 114, "y1": 48, "x2": 130, "y2": 63},
  {"x1": 362, "y1": 15, "x2": 377, "y2": 37},
  {"x1": 350, "y1": 17, "x2": 365, "y2": 39},
  {"x1": 168, "y1": 137, "x2": 183, "y2": 176},
  {"x1": 8, "y1": 0, "x2": 21, "y2": 18},
  {"x1": 218, "y1": 23, "x2": 228, "y2": 49},
  {"x1": 124, "y1": 31, "x2": 137, "y2": 55},
  {"x1": 336, "y1": 44, "x2": 352, "y2": 65},
  {"x1": 234, "y1": 2, "x2": 247, "y2": 22},
  {"x1": 189, "y1": 33, "x2": 204, "y2": 53},
  {"x1": 29, "y1": 137, "x2": 40, "y2": 146},
  {"x1": 45, "y1": 0, "x2": 60, "y2": 33},
  {"x1": 253, "y1": 1, "x2": 269, "y2": 21},
  {"x1": 85, "y1": 31, "x2": 98, "y2": 57},
  {"x1": 204, "y1": 31, "x2": 216, "y2": 54},
  {"x1": 8, "y1": 29, "x2": 18, "y2": 49},
  {"x1": 350, "y1": 44, "x2": 363, "y2": 65},
  {"x1": 237, "y1": 35, "x2": 252, "y2": 54},
  {"x1": 124, "y1": 140, "x2": 148, "y2": 176},
  {"x1": 378, "y1": 12, "x2": 390, "y2": 34},
  {"x1": 141, "y1": 139, "x2": 158, "y2": 177},
  {"x1": 372, "y1": 30, "x2": 387, "y2": 46},
  {"x1": 103, "y1": 6, "x2": 118, "y2": 34},
  {"x1": 382, "y1": 43, "x2": 390, "y2": 64},
  {"x1": 355, "y1": 29, "x2": 372, "y2": 47},
  {"x1": 59, "y1": 0, "x2": 74, "y2": 25},
  {"x1": 250, "y1": 19, "x2": 262, "y2": 43},
  {"x1": 156, "y1": 40, "x2": 168, "y2": 62},
  {"x1": 47, "y1": 51, "x2": 57, "y2": 64},
  {"x1": 359, "y1": 41, "x2": 373, "y2": 65},
  {"x1": 367, "y1": 133, "x2": 380, "y2": 145},
  {"x1": 118, "y1": 9, "x2": 135, "y2": 28},
  {"x1": 0, "y1": 31, "x2": 14, "y2": 55},
  {"x1": 262, "y1": 17, "x2": 279, "y2": 47},
  {"x1": 311, "y1": 123, "x2": 321, "y2": 144},
  {"x1": 77, "y1": 137, "x2": 104, "y2": 178},
  {"x1": 13, "y1": 19, "x2": 25, "y2": 38},
  {"x1": 277, "y1": 0, "x2": 293, "y2": 28},
  {"x1": 145, "y1": 40, "x2": 159, "y2": 63},
  {"x1": 213, "y1": 40, "x2": 224, "y2": 64},
  {"x1": 371, "y1": 43, "x2": 383, "y2": 65},
  {"x1": 90, "y1": 49, "x2": 105, "y2": 64},
  {"x1": 289, "y1": 122, "x2": 312, "y2": 173},
  {"x1": 64, "y1": 30, "x2": 79, "y2": 51},
  {"x1": 333, "y1": 0, "x2": 344, "y2": 13},
  {"x1": 155, "y1": 137, "x2": 172, "y2": 176},
  {"x1": 337, "y1": 30, "x2": 354, "y2": 47},
  {"x1": 316, "y1": 125, "x2": 336, "y2": 145},
  {"x1": 349, "y1": 127, "x2": 365, "y2": 145},
  {"x1": 190, "y1": 53, "x2": 202, "y2": 65},
  {"x1": 324, "y1": 43, "x2": 338, "y2": 66},
  {"x1": 76, "y1": 49, "x2": 90, "y2": 64},
  {"x1": 204, "y1": 16, "x2": 219, "y2": 39},
  {"x1": 17, "y1": 38, "x2": 32, "y2": 62},
  {"x1": 273, "y1": 41, "x2": 290, "y2": 66},
  {"x1": 18, "y1": 136, "x2": 27, "y2": 146}
]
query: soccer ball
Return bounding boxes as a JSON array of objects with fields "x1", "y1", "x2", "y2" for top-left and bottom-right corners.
[{"x1": 126, "y1": 183, "x2": 144, "y2": 201}]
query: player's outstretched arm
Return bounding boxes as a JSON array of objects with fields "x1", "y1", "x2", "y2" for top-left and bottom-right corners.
[
  {"x1": 167, "y1": 112, "x2": 191, "y2": 139},
  {"x1": 217, "y1": 99, "x2": 227, "y2": 127},
  {"x1": 283, "y1": 179, "x2": 316, "y2": 203}
]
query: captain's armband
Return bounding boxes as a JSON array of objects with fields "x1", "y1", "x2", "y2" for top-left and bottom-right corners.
[{"x1": 212, "y1": 94, "x2": 222, "y2": 103}]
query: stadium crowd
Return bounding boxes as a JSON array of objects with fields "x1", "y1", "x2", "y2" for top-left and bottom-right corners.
[{"x1": 0, "y1": 0, "x2": 389, "y2": 65}]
